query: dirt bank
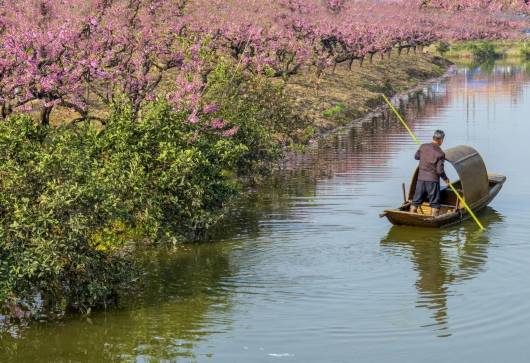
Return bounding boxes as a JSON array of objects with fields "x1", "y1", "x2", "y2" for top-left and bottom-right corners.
[{"x1": 284, "y1": 52, "x2": 453, "y2": 137}]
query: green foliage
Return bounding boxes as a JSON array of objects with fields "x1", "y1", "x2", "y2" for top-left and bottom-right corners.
[
  {"x1": 323, "y1": 104, "x2": 347, "y2": 118},
  {"x1": 204, "y1": 62, "x2": 313, "y2": 159},
  {"x1": 436, "y1": 41, "x2": 451, "y2": 56},
  {"x1": 521, "y1": 46, "x2": 530, "y2": 59},
  {"x1": 100, "y1": 98, "x2": 262, "y2": 239},
  {"x1": 0, "y1": 67, "x2": 294, "y2": 313},
  {"x1": 0, "y1": 116, "x2": 133, "y2": 312},
  {"x1": 467, "y1": 42, "x2": 497, "y2": 60}
]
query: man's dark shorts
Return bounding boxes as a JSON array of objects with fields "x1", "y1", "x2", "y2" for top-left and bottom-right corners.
[{"x1": 412, "y1": 180, "x2": 441, "y2": 209}]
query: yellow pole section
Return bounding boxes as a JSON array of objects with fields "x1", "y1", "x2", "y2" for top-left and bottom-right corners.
[
  {"x1": 382, "y1": 94, "x2": 421, "y2": 147},
  {"x1": 381, "y1": 94, "x2": 484, "y2": 230},
  {"x1": 447, "y1": 183, "x2": 484, "y2": 229}
]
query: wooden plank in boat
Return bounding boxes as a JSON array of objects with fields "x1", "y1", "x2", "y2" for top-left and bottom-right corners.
[{"x1": 488, "y1": 174, "x2": 505, "y2": 184}]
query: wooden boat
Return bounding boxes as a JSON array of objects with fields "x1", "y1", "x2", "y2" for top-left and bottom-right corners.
[{"x1": 380, "y1": 145, "x2": 506, "y2": 228}]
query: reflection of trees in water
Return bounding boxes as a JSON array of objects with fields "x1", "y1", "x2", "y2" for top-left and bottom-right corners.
[
  {"x1": 209, "y1": 170, "x2": 322, "y2": 241},
  {"x1": 451, "y1": 60, "x2": 529, "y2": 107},
  {"x1": 0, "y1": 244, "x2": 237, "y2": 361},
  {"x1": 380, "y1": 208, "x2": 504, "y2": 337},
  {"x1": 461, "y1": 59, "x2": 529, "y2": 77}
]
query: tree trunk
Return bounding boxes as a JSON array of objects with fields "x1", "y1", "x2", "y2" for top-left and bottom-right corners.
[
  {"x1": 359, "y1": 56, "x2": 365, "y2": 67},
  {"x1": 368, "y1": 53, "x2": 374, "y2": 64},
  {"x1": 398, "y1": 45, "x2": 403, "y2": 56},
  {"x1": 315, "y1": 67, "x2": 323, "y2": 96},
  {"x1": 1, "y1": 104, "x2": 12, "y2": 120},
  {"x1": 331, "y1": 62, "x2": 337, "y2": 75},
  {"x1": 380, "y1": 52, "x2": 384, "y2": 60},
  {"x1": 347, "y1": 58, "x2": 354, "y2": 71},
  {"x1": 40, "y1": 106, "x2": 53, "y2": 126},
  {"x1": 406, "y1": 47, "x2": 410, "y2": 54},
  {"x1": 412, "y1": 46, "x2": 417, "y2": 54}
]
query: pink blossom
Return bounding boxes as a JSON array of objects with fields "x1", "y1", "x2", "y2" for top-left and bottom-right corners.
[
  {"x1": 203, "y1": 102, "x2": 221, "y2": 114},
  {"x1": 0, "y1": 0, "x2": 528, "y2": 128},
  {"x1": 210, "y1": 117, "x2": 227, "y2": 129},
  {"x1": 217, "y1": 126, "x2": 240, "y2": 137}
]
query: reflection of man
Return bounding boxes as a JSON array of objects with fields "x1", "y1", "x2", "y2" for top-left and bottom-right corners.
[{"x1": 411, "y1": 130, "x2": 450, "y2": 216}]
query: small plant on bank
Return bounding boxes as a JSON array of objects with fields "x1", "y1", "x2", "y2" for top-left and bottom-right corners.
[
  {"x1": 436, "y1": 41, "x2": 451, "y2": 56},
  {"x1": 323, "y1": 104, "x2": 347, "y2": 118},
  {"x1": 521, "y1": 47, "x2": 530, "y2": 59}
]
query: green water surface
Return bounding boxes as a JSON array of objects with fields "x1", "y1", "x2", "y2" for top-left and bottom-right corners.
[{"x1": 2, "y1": 60, "x2": 530, "y2": 362}]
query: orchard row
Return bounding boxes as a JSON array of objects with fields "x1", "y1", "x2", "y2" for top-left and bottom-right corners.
[{"x1": 0, "y1": 0, "x2": 528, "y2": 125}]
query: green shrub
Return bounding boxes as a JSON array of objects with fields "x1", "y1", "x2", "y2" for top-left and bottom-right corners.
[
  {"x1": 0, "y1": 66, "x2": 299, "y2": 314},
  {"x1": 0, "y1": 108, "x2": 246, "y2": 312},
  {"x1": 0, "y1": 116, "x2": 134, "y2": 312},
  {"x1": 436, "y1": 41, "x2": 451, "y2": 56},
  {"x1": 467, "y1": 42, "x2": 496, "y2": 60},
  {"x1": 521, "y1": 47, "x2": 530, "y2": 59},
  {"x1": 205, "y1": 62, "x2": 313, "y2": 158}
]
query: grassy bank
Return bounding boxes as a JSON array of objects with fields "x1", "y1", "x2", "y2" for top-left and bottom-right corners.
[
  {"x1": 428, "y1": 40, "x2": 530, "y2": 60},
  {"x1": 285, "y1": 52, "x2": 452, "y2": 136}
]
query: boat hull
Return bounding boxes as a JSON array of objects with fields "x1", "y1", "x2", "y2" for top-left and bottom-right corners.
[{"x1": 382, "y1": 174, "x2": 505, "y2": 228}]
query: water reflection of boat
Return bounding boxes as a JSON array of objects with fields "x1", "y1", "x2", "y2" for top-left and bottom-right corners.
[
  {"x1": 380, "y1": 145, "x2": 506, "y2": 228},
  {"x1": 380, "y1": 208, "x2": 504, "y2": 337}
]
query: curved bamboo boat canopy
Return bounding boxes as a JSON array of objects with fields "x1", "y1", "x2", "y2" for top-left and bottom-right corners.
[
  {"x1": 444, "y1": 145, "x2": 489, "y2": 206},
  {"x1": 409, "y1": 145, "x2": 490, "y2": 206}
]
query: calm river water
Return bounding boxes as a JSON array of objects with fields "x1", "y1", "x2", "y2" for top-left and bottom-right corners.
[{"x1": 2, "y1": 60, "x2": 530, "y2": 362}]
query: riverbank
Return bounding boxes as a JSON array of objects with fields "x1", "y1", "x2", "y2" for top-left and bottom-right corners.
[
  {"x1": 284, "y1": 52, "x2": 452, "y2": 139},
  {"x1": 428, "y1": 40, "x2": 530, "y2": 61}
]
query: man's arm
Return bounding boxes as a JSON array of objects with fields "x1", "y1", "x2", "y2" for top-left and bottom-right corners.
[
  {"x1": 437, "y1": 154, "x2": 449, "y2": 184},
  {"x1": 414, "y1": 149, "x2": 420, "y2": 160}
]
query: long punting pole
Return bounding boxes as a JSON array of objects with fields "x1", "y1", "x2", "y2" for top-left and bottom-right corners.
[{"x1": 382, "y1": 94, "x2": 484, "y2": 230}]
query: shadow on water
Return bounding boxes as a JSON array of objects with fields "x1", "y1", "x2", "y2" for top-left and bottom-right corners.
[
  {"x1": 0, "y1": 243, "x2": 238, "y2": 361},
  {"x1": 380, "y1": 207, "x2": 505, "y2": 338}
]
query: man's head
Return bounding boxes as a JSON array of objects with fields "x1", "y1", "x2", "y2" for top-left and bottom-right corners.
[{"x1": 432, "y1": 130, "x2": 445, "y2": 146}]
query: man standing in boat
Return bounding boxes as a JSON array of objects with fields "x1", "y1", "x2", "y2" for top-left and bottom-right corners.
[{"x1": 410, "y1": 130, "x2": 450, "y2": 216}]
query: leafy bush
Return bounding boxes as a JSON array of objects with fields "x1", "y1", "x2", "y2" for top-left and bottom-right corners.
[
  {"x1": 205, "y1": 62, "x2": 313, "y2": 159},
  {"x1": 0, "y1": 66, "x2": 302, "y2": 313},
  {"x1": 436, "y1": 41, "x2": 451, "y2": 56},
  {"x1": 0, "y1": 108, "x2": 244, "y2": 311},
  {"x1": 521, "y1": 47, "x2": 530, "y2": 59},
  {"x1": 467, "y1": 42, "x2": 496, "y2": 60},
  {"x1": 0, "y1": 116, "x2": 134, "y2": 312}
]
